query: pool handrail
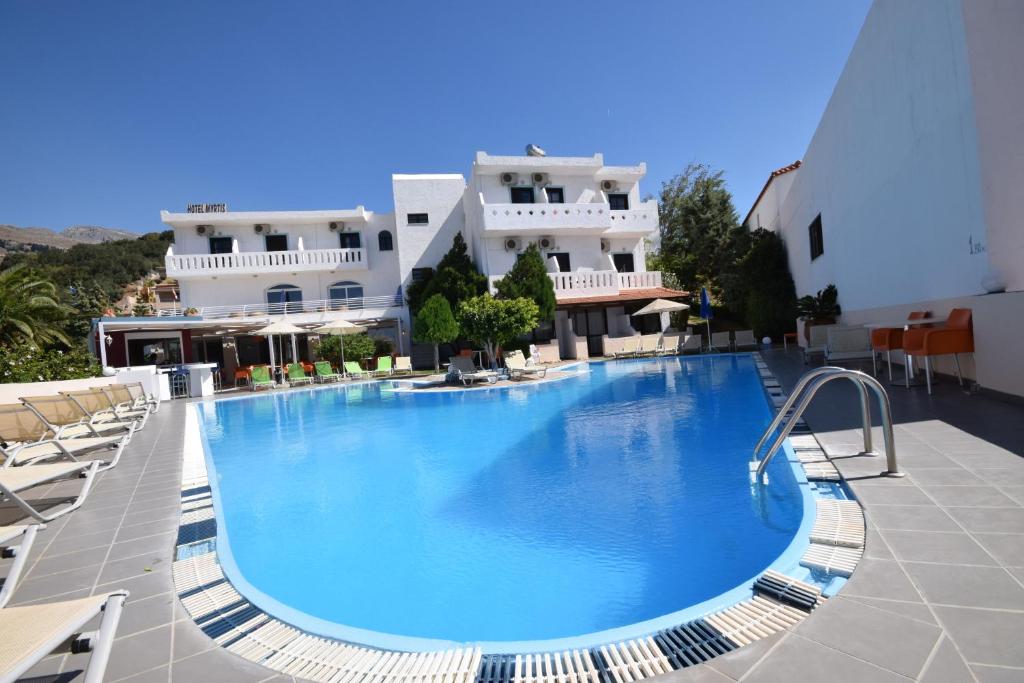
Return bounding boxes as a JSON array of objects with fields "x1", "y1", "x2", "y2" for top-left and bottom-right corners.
[{"x1": 753, "y1": 367, "x2": 903, "y2": 481}]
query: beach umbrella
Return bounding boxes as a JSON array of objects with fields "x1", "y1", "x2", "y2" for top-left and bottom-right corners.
[
  {"x1": 631, "y1": 298, "x2": 690, "y2": 332},
  {"x1": 253, "y1": 320, "x2": 305, "y2": 370},
  {"x1": 699, "y1": 287, "x2": 714, "y2": 348},
  {"x1": 312, "y1": 319, "x2": 365, "y2": 368}
]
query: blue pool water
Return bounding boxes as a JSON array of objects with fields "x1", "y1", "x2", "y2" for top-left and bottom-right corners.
[{"x1": 197, "y1": 355, "x2": 805, "y2": 649}]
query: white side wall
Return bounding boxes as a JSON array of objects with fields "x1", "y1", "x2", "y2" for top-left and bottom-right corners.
[
  {"x1": 746, "y1": 170, "x2": 798, "y2": 232},
  {"x1": 392, "y1": 175, "x2": 468, "y2": 289}
]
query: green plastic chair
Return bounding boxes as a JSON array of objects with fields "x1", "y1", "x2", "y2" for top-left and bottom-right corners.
[
  {"x1": 314, "y1": 361, "x2": 342, "y2": 383},
  {"x1": 375, "y1": 356, "x2": 393, "y2": 376},
  {"x1": 344, "y1": 361, "x2": 370, "y2": 379},
  {"x1": 250, "y1": 366, "x2": 274, "y2": 391},
  {"x1": 286, "y1": 363, "x2": 313, "y2": 386}
]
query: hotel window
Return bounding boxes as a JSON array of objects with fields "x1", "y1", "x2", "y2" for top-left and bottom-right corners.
[
  {"x1": 266, "y1": 284, "x2": 303, "y2": 313},
  {"x1": 377, "y1": 230, "x2": 394, "y2": 251},
  {"x1": 510, "y1": 187, "x2": 535, "y2": 204},
  {"x1": 338, "y1": 232, "x2": 361, "y2": 249},
  {"x1": 612, "y1": 253, "x2": 635, "y2": 273},
  {"x1": 329, "y1": 280, "x2": 364, "y2": 309},
  {"x1": 607, "y1": 193, "x2": 629, "y2": 210},
  {"x1": 264, "y1": 234, "x2": 288, "y2": 252},
  {"x1": 547, "y1": 252, "x2": 571, "y2": 272},
  {"x1": 208, "y1": 236, "x2": 232, "y2": 254},
  {"x1": 809, "y1": 214, "x2": 824, "y2": 260},
  {"x1": 545, "y1": 187, "x2": 565, "y2": 204},
  {"x1": 407, "y1": 213, "x2": 429, "y2": 225}
]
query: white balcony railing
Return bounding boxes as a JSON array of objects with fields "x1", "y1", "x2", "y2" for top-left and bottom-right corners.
[
  {"x1": 488, "y1": 270, "x2": 665, "y2": 301},
  {"x1": 608, "y1": 201, "x2": 659, "y2": 233},
  {"x1": 156, "y1": 293, "x2": 404, "y2": 320},
  {"x1": 481, "y1": 202, "x2": 610, "y2": 232},
  {"x1": 165, "y1": 247, "x2": 367, "y2": 278}
]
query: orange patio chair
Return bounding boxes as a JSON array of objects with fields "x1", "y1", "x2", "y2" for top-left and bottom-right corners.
[
  {"x1": 903, "y1": 308, "x2": 974, "y2": 394},
  {"x1": 870, "y1": 310, "x2": 929, "y2": 381}
]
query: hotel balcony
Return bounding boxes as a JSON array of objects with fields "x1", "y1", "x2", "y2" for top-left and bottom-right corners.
[
  {"x1": 477, "y1": 196, "x2": 658, "y2": 236},
  {"x1": 489, "y1": 270, "x2": 664, "y2": 301},
  {"x1": 156, "y1": 293, "x2": 404, "y2": 320},
  {"x1": 165, "y1": 247, "x2": 367, "y2": 279}
]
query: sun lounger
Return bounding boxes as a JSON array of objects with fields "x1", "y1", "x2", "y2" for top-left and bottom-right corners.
[
  {"x1": 709, "y1": 331, "x2": 731, "y2": 352},
  {"x1": 104, "y1": 384, "x2": 156, "y2": 417},
  {"x1": 20, "y1": 395, "x2": 135, "y2": 440},
  {"x1": 62, "y1": 388, "x2": 148, "y2": 430},
  {"x1": 394, "y1": 356, "x2": 413, "y2": 375},
  {"x1": 659, "y1": 333, "x2": 683, "y2": 355},
  {"x1": 286, "y1": 363, "x2": 313, "y2": 386},
  {"x1": 0, "y1": 404, "x2": 130, "y2": 472},
  {"x1": 680, "y1": 334, "x2": 702, "y2": 354},
  {"x1": 0, "y1": 524, "x2": 41, "y2": 608},
  {"x1": 0, "y1": 591, "x2": 128, "y2": 683},
  {"x1": 313, "y1": 361, "x2": 342, "y2": 383},
  {"x1": 825, "y1": 326, "x2": 874, "y2": 364},
  {"x1": 375, "y1": 356, "x2": 393, "y2": 376},
  {"x1": 802, "y1": 324, "x2": 835, "y2": 364},
  {"x1": 606, "y1": 336, "x2": 639, "y2": 358},
  {"x1": 0, "y1": 460, "x2": 100, "y2": 522},
  {"x1": 734, "y1": 329, "x2": 758, "y2": 350},
  {"x1": 123, "y1": 381, "x2": 160, "y2": 413},
  {"x1": 344, "y1": 361, "x2": 371, "y2": 380},
  {"x1": 505, "y1": 350, "x2": 547, "y2": 380},
  {"x1": 636, "y1": 334, "x2": 661, "y2": 357},
  {"x1": 250, "y1": 366, "x2": 275, "y2": 391},
  {"x1": 447, "y1": 356, "x2": 499, "y2": 386}
]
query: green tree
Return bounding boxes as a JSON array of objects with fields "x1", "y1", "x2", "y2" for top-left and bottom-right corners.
[
  {"x1": 493, "y1": 243, "x2": 556, "y2": 322},
  {"x1": 413, "y1": 294, "x2": 460, "y2": 371},
  {"x1": 728, "y1": 229, "x2": 798, "y2": 339},
  {"x1": 317, "y1": 332, "x2": 376, "y2": 368},
  {"x1": 655, "y1": 163, "x2": 744, "y2": 297},
  {"x1": 0, "y1": 343, "x2": 99, "y2": 383},
  {"x1": 132, "y1": 301, "x2": 154, "y2": 317},
  {"x1": 0, "y1": 263, "x2": 73, "y2": 347},
  {"x1": 457, "y1": 294, "x2": 539, "y2": 368},
  {"x1": 406, "y1": 232, "x2": 487, "y2": 314}
]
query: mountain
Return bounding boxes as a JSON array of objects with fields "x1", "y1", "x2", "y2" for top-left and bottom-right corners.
[{"x1": 0, "y1": 224, "x2": 140, "y2": 259}]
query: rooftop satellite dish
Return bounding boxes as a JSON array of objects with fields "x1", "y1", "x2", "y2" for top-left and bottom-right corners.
[{"x1": 525, "y1": 144, "x2": 546, "y2": 157}]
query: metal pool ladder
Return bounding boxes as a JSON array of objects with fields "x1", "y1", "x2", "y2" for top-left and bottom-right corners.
[{"x1": 752, "y1": 367, "x2": 904, "y2": 482}]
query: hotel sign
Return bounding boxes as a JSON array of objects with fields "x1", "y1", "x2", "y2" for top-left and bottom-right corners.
[{"x1": 187, "y1": 203, "x2": 228, "y2": 214}]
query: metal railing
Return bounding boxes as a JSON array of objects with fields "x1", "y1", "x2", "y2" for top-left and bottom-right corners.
[
  {"x1": 752, "y1": 367, "x2": 903, "y2": 481},
  {"x1": 156, "y1": 293, "x2": 404, "y2": 319},
  {"x1": 166, "y1": 247, "x2": 367, "y2": 278}
]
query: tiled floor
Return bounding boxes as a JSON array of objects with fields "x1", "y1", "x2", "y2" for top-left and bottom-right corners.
[{"x1": 6, "y1": 349, "x2": 1024, "y2": 682}]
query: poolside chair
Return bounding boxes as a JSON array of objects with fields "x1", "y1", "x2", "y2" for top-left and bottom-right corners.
[
  {"x1": 0, "y1": 590, "x2": 128, "y2": 683},
  {"x1": 659, "y1": 333, "x2": 682, "y2": 356},
  {"x1": 447, "y1": 356, "x2": 499, "y2": 386},
  {"x1": 104, "y1": 384, "x2": 156, "y2": 418},
  {"x1": 825, "y1": 326, "x2": 874, "y2": 365},
  {"x1": 0, "y1": 524, "x2": 41, "y2": 608},
  {"x1": 635, "y1": 334, "x2": 661, "y2": 357},
  {"x1": 374, "y1": 356, "x2": 394, "y2": 376},
  {"x1": 709, "y1": 331, "x2": 732, "y2": 352},
  {"x1": 286, "y1": 362, "x2": 314, "y2": 386},
  {"x1": 505, "y1": 350, "x2": 547, "y2": 380},
  {"x1": 63, "y1": 388, "x2": 149, "y2": 431},
  {"x1": 20, "y1": 395, "x2": 136, "y2": 441},
  {"x1": 734, "y1": 330, "x2": 758, "y2": 350},
  {"x1": 123, "y1": 381, "x2": 160, "y2": 413},
  {"x1": 680, "y1": 334, "x2": 702, "y2": 354},
  {"x1": 344, "y1": 361, "x2": 371, "y2": 380},
  {"x1": 0, "y1": 460, "x2": 100, "y2": 522},
  {"x1": 250, "y1": 365, "x2": 275, "y2": 391},
  {"x1": 903, "y1": 308, "x2": 974, "y2": 395},
  {"x1": 0, "y1": 404, "x2": 131, "y2": 472},
  {"x1": 802, "y1": 324, "x2": 834, "y2": 364},
  {"x1": 606, "y1": 336, "x2": 639, "y2": 358},
  {"x1": 313, "y1": 361, "x2": 343, "y2": 383},
  {"x1": 394, "y1": 356, "x2": 413, "y2": 375}
]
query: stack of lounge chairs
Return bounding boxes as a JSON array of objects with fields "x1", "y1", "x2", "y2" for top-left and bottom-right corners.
[
  {"x1": 504, "y1": 350, "x2": 547, "y2": 380},
  {"x1": 0, "y1": 382, "x2": 150, "y2": 679}
]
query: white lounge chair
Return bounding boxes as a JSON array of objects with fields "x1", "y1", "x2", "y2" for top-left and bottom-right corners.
[
  {"x1": 394, "y1": 356, "x2": 413, "y2": 375},
  {"x1": 606, "y1": 336, "x2": 639, "y2": 358},
  {"x1": 825, "y1": 326, "x2": 874, "y2": 364},
  {"x1": 0, "y1": 524, "x2": 41, "y2": 608},
  {"x1": 0, "y1": 404, "x2": 131, "y2": 473},
  {"x1": 734, "y1": 330, "x2": 758, "y2": 350},
  {"x1": 447, "y1": 356, "x2": 499, "y2": 386},
  {"x1": 802, "y1": 324, "x2": 835, "y2": 364},
  {"x1": 505, "y1": 350, "x2": 547, "y2": 380},
  {"x1": 0, "y1": 591, "x2": 128, "y2": 683},
  {"x1": 21, "y1": 395, "x2": 136, "y2": 441},
  {"x1": 636, "y1": 334, "x2": 661, "y2": 357},
  {"x1": 62, "y1": 388, "x2": 149, "y2": 430},
  {"x1": 104, "y1": 384, "x2": 157, "y2": 416},
  {"x1": 710, "y1": 331, "x2": 732, "y2": 352},
  {"x1": 0, "y1": 460, "x2": 100, "y2": 522},
  {"x1": 659, "y1": 333, "x2": 682, "y2": 355},
  {"x1": 123, "y1": 381, "x2": 160, "y2": 413},
  {"x1": 680, "y1": 334, "x2": 702, "y2": 354}
]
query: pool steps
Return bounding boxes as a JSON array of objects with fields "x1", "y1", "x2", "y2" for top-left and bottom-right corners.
[{"x1": 169, "y1": 353, "x2": 867, "y2": 682}]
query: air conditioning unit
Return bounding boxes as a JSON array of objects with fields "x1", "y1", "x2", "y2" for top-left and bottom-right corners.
[
  {"x1": 195, "y1": 225, "x2": 211, "y2": 236},
  {"x1": 600, "y1": 238, "x2": 611, "y2": 253},
  {"x1": 503, "y1": 237, "x2": 521, "y2": 252},
  {"x1": 531, "y1": 172, "x2": 549, "y2": 186},
  {"x1": 254, "y1": 224, "x2": 269, "y2": 234},
  {"x1": 538, "y1": 236, "x2": 555, "y2": 251},
  {"x1": 600, "y1": 179, "x2": 618, "y2": 192},
  {"x1": 329, "y1": 222, "x2": 343, "y2": 232},
  {"x1": 499, "y1": 172, "x2": 518, "y2": 186}
]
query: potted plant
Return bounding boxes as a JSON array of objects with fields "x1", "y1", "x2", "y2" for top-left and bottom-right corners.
[{"x1": 796, "y1": 284, "x2": 841, "y2": 342}]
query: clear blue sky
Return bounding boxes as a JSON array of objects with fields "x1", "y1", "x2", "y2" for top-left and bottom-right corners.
[{"x1": 0, "y1": 0, "x2": 870, "y2": 233}]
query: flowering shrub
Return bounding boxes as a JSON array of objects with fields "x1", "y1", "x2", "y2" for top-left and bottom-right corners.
[{"x1": 0, "y1": 344, "x2": 101, "y2": 383}]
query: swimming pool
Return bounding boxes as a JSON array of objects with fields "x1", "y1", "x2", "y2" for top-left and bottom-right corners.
[{"x1": 196, "y1": 355, "x2": 808, "y2": 652}]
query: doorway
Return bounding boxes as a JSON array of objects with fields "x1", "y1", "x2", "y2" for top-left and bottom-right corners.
[{"x1": 571, "y1": 308, "x2": 607, "y2": 357}]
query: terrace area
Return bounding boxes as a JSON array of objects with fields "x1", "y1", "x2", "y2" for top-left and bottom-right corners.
[{"x1": 3, "y1": 348, "x2": 1022, "y2": 681}]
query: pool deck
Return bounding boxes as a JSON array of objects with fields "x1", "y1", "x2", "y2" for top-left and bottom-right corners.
[{"x1": 5, "y1": 348, "x2": 1024, "y2": 682}]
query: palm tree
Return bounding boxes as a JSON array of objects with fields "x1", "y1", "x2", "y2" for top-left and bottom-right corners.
[{"x1": 0, "y1": 263, "x2": 73, "y2": 347}]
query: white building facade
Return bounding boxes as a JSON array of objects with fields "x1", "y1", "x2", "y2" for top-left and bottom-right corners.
[
  {"x1": 744, "y1": 0, "x2": 1024, "y2": 397},
  {"x1": 148, "y1": 150, "x2": 681, "y2": 371}
]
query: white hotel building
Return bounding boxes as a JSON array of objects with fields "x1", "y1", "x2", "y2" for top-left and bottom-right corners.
[{"x1": 99, "y1": 150, "x2": 682, "y2": 373}]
